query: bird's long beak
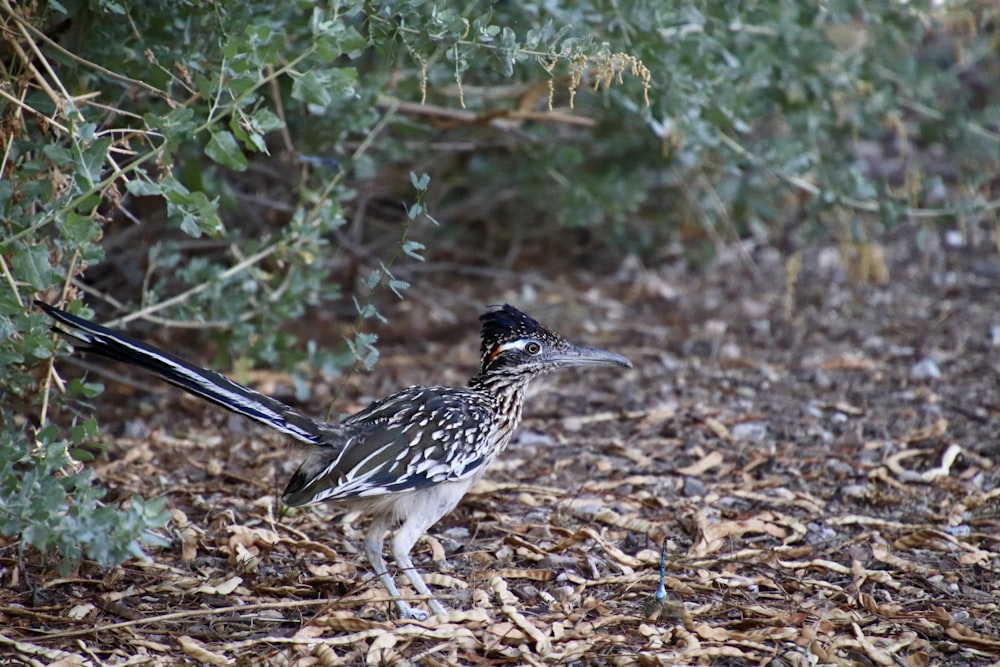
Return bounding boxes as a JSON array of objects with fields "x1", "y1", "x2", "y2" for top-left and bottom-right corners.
[{"x1": 552, "y1": 345, "x2": 633, "y2": 369}]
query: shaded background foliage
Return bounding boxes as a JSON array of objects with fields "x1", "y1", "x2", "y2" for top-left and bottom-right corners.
[{"x1": 1, "y1": 0, "x2": 998, "y2": 570}]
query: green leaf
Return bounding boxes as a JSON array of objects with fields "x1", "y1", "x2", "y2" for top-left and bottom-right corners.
[
  {"x1": 76, "y1": 123, "x2": 97, "y2": 142},
  {"x1": 101, "y1": 1, "x2": 126, "y2": 15},
  {"x1": 388, "y1": 279, "x2": 410, "y2": 298},
  {"x1": 352, "y1": 297, "x2": 377, "y2": 319},
  {"x1": 77, "y1": 137, "x2": 112, "y2": 186},
  {"x1": 67, "y1": 378, "x2": 104, "y2": 398},
  {"x1": 157, "y1": 106, "x2": 196, "y2": 134},
  {"x1": 179, "y1": 213, "x2": 203, "y2": 237},
  {"x1": 346, "y1": 331, "x2": 379, "y2": 370},
  {"x1": 22, "y1": 523, "x2": 54, "y2": 552},
  {"x1": 402, "y1": 240, "x2": 426, "y2": 261},
  {"x1": 60, "y1": 211, "x2": 101, "y2": 246},
  {"x1": 11, "y1": 245, "x2": 53, "y2": 290},
  {"x1": 42, "y1": 144, "x2": 73, "y2": 165},
  {"x1": 338, "y1": 27, "x2": 369, "y2": 58},
  {"x1": 498, "y1": 26, "x2": 518, "y2": 77},
  {"x1": 69, "y1": 448, "x2": 95, "y2": 462},
  {"x1": 233, "y1": 109, "x2": 284, "y2": 154},
  {"x1": 410, "y1": 172, "x2": 430, "y2": 191},
  {"x1": 28, "y1": 339, "x2": 52, "y2": 360},
  {"x1": 250, "y1": 107, "x2": 285, "y2": 134},
  {"x1": 126, "y1": 179, "x2": 162, "y2": 197},
  {"x1": 205, "y1": 131, "x2": 248, "y2": 171},
  {"x1": 292, "y1": 71, "x2": 333, "y2": 108}
]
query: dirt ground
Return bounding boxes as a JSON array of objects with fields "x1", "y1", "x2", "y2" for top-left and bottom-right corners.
[{"x1": 2, "y1": 225, "x2": 999, "y2": 666}]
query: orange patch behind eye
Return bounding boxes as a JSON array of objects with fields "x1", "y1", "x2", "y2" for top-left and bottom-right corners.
[{"x1": 487, "y1": 344, "x2": 505, "y2": 364}]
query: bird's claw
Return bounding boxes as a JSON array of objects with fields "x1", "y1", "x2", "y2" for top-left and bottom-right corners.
[{"x1": 397, "y1": 604, "x2": 430, "y2": 621}]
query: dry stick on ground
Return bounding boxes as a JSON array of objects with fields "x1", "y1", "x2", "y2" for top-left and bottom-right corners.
[{"x1": 21, "y1": 599, "x2": 386, "y2": 641}]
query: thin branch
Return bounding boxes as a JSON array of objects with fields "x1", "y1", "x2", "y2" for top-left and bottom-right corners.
[
  {"x1": 106, "y1": 242, "x2": 291, "y2": 328},
  {"x1": 69, "y1": 279, "x2": 257, "y2": 329},
  {"x1": 0, "y1": 0, "x2": 172, "y2": 101},
  {"x1": 10, "y1": 12, "x2": 83, "y2": 123},
  {"x1": 0, "y1": 86, "x2": 70, "y2": 134},
  {"x1": 266, "y1": 63, "x2": 296, "y2": 155},
  {"x1": 37, "y1": 251, "x2": 80, "y2": 434},
  {"x1": 1, "y1": 26, "x2": 62, "y2": 118},
  {"x1": 0, "y1": 253, "x2": 21, "y2": 307},
  {"x1": 24, "y1": 598, "x2": 353, "y2": 641},
  {"x1": 379, "y1": 96, "x2": 597, "y2": 128}
]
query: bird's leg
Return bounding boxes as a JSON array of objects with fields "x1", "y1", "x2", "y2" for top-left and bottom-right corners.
[
  {"x1": 391, "y1": 511, "x2": 449, "y2": 618},
  {"x1": 364, "y1": 516, "x2": 427, "y2": 620}
]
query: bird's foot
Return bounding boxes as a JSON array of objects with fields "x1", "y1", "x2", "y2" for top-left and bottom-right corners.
[
  {"x1": 395, "y1": 599, "x2": 448, "y2": 621},
  {"x1": 396, "y1": 603, "x2": 430, "y2": 621}
]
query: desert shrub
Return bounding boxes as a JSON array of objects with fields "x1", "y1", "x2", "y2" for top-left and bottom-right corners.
[{"x1": 0, "y1": 415, "x2": 170, "y2": 574}]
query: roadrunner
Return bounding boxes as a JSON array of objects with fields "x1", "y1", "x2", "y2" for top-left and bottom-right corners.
[{"x1": 38, "y1": 301, "x2": 631, "y2": 619}]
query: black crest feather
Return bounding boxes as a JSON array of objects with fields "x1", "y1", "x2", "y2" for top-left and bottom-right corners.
[{"x1": 479, "y1": 304, "x2": 543, "y2": 365}]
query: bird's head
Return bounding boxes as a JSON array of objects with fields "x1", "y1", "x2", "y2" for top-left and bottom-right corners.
[{"x1": 477, "y1": 304, "x2": 632, "y2": 378}]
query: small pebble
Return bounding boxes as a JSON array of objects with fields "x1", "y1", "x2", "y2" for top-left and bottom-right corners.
[
  {"x1": 554, "y1": 585, "x2": 577, "y2": 603},
  {"x1": 441, "y1": 526, "x2": 470, "y2": 540},
  {"x1": 825, "y1": 459, "x2": 854, "y2": 477},
  {"x1": 807, "y1": 522, "x2": 837, "y2": 542},
  {"x1": 731, "y1": 421, "x2": 768, "y2": 442},
  {"x1": 516, "y1": 430, "x2": 554, "y2": 446},
  {"x1": 121, "y1": 419, "x2": 149, "y2": 439},
  {"x1": 810, "y1": 370, "x2": 832, "y2": 390},
  {"x1": 517, "y1": 584, "x2": 540, "y2": 600},
  {"x1": 943, "y1": 229, "x2": 965, "y2": 247},
  {"x1": 910, "y1": 357, "x2": 941, "y2": 381},
  {"x1": 683, "y1": 476, "x2": 707, "y2": 498},
  {"x1": 840, "y1": 484, "x2": 869, "y2": 500},
  {"x1": 719, "y1": 342, "x2": 742, "y2": 359}
]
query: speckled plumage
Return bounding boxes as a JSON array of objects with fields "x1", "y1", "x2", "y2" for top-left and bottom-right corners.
[
  {"x1": 38, "y1": 302, "x2": 631, "y2": 619},
  {"x1": 283, "y1": 387, "x2": 503, "y2": 506}
]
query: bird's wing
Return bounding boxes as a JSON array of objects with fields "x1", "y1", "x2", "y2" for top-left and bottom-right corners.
[{"x1": 282, "y1": 387, "x2": 497, "y2": 505}]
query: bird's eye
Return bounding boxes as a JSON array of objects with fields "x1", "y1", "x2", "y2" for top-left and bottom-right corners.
[{"x1": 525, "y1": 341, "x2": 542, "y2": 355}]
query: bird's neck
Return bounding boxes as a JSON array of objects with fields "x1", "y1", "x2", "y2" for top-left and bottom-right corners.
[{"x1": 469, "y1": 371, "x2": 530, "y2": 429}]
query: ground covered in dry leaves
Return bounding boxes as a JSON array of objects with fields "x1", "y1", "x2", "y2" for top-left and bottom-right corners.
[{"x1": 3, "y1": 228, "x2": 999, "y2": 666}]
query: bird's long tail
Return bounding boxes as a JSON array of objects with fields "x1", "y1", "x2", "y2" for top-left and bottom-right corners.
[{"x1": 36, "y1": 301, "x2": 324, "y2": 444}]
